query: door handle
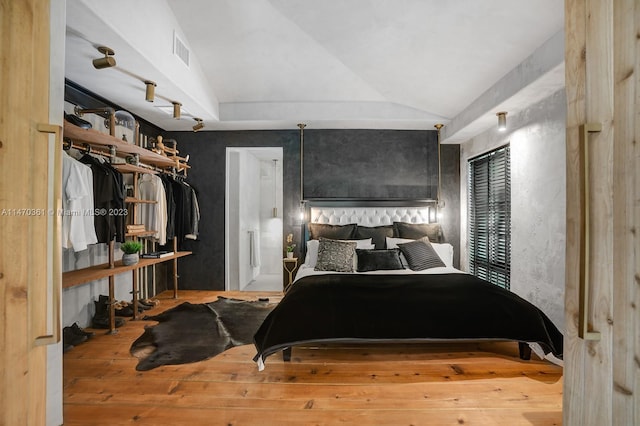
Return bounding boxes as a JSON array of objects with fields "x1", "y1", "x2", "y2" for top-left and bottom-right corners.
[
  {"x1": 34, "y1": 124, "x2": 62, "y2": 346},
  {"x1": 578, "y1": 123, "x2": 602, "y2": 341}
]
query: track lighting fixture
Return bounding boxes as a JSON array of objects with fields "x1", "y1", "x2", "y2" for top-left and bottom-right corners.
[
  {"x1": 497, "y1": 112, "x2": 507, "y2": 132},
  {"x1": 192, "y1": 118, "x2": 204, "y2": 132},
  {"x1": 92, "y1": 46, "x2": 116, "y2": 69},
  {"x1": 145, "y1": 80, "x2": 156, "y2": 102},
  {"x1": 172, "y1": 101, "x2": 181, "y2": 119}
]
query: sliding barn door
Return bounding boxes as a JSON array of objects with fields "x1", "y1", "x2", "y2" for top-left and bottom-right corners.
[
  {"x1": 0, "y1": 0, "x2": 60, "y2": 424},
  {"x1": 564, "y1": 0, "x2": 639, "y2": 424}
]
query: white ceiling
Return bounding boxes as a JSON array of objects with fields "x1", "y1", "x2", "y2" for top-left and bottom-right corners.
[{"x1": 64, "y1": 0, "x2": 564, "y2": 141}]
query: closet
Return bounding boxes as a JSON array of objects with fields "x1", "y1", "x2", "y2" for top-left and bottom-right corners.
[{"x1": 61, "y1": 119, "x2": 192, "y2": 333}]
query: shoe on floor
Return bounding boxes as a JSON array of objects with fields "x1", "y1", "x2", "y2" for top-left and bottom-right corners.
[
  {"x1": 134, "y1": 301, "x2": 152, "y2": 310},
  {"x1": 114, "y1": 302, "x2": 134, "y2": 317},
  {"x1": 70, "y1": 322, "x2": 94, "y2": 338},
  {"x1": 63, "y1": 326, "x2": 88, "y2": 347}
]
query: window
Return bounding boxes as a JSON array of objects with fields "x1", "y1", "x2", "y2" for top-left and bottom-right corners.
[{"x1": 468, "y1": 145, "x2": 511, "y2": 289}]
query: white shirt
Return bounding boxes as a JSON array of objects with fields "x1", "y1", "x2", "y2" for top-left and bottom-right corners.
[
  {"x1": 62, "y1": 151, "x2": 98, "y2": 251},
  {"x1": 138, "y1": 173, "x2": 167, "y2": 245}
]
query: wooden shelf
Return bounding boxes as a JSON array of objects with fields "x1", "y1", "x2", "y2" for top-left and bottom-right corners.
[
  {"x1": 125, "y1": 230, "x2": 157, "y2": 238},
  {"x1": 113, "y1": 163, "x2": 158, "y2": 175},
  {"x1": 125, "y1": 197, "x2": 157, "y2": 204},
  {"x1": 62, "y1": 251, "x2": 192, "y2": 289},
  {"x1": 63, "y1": 122, "x2": 176, "y2": 168}
]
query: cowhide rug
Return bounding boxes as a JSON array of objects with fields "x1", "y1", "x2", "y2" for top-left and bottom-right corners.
[{"x1": 130, "y1": 296, "x2": 276, "y2": 371}]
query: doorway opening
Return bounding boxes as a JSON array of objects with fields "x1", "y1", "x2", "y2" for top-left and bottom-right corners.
[{"x1": 225, "y1": 147, "x2": 283, "y2": 291}]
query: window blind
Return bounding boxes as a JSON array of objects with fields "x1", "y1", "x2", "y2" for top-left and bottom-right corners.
[{"x1": 468, "y1": 145, "x2": 511, "y2": 289}]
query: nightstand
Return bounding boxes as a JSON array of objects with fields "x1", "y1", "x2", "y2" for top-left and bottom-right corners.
[{"x1": 282, "y1": 257, "x2": 298, "y2": 292}]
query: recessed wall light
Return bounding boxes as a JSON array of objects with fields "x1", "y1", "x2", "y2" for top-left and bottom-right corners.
[{"x1": 497, "y1": 112, "x2": 507, "y2": 132}]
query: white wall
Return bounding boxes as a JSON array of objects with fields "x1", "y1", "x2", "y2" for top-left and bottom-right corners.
[
  {"x1": 459, "y1": 89, "x2": 566, "y2": 330},
  {"x1": 226, "y1": 151, "x2": 240, "y2": 291},
  {"x1": 237, "y1": 151, "x2": 261, "y2": 289},
  {"x1": 259, "y1": 159, "x2": 283, "y2": 275}
]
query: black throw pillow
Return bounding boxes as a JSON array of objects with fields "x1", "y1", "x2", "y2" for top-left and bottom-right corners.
[
  {"x1": 397, "y1": 239, "x2": 445, "y2": 271},
  {"x1": 393, "y1": 222, "x2": 443, "y2": 242},
  {"x1": 308, "y1": 223, "x2": 357, "y2": 240},
  {"x1": 354, "y1": 225, "x2": 394, "y2": 249},
  {"x1": 356, "y1": 248, "x2": 404, "y2": 272}
]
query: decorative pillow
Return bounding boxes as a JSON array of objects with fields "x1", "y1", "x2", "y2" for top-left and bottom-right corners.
[
  {"x1": 356, "y1": 249, "x2": 404, "y2": 272},
  {"x1": 393, "y1": 222, "x2": 443, "y2": 242},
  {"x1": 397, "y1": 239, "x2": 446, "y2": 271},
  {"x1": 386, "y1": 237, "x2": 454, "y2": 267},
  {"x1": 304, "y1": 238, "x2": 373, "y2": 268},
  {"x1": 355, "y1": 225, "x2": 394, "y2": 249},
  {"x1": 308, "y1": 223, "x2": 357, "y2": 240},
  {"x1": 431, "y1": 242, "x2": 454, "y2": 268},
  {"x1": 315, "y1": 238, "x2": 357, "y2": 272}
]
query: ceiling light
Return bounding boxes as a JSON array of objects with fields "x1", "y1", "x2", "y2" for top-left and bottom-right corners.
[
  {"x1": 145, "y1": 80, "x2": 156, "y2": 102},
  {"x1": 497, "y1": 112, "x2": 507, "y2": 132},
  {"x1": 92, "y1": 46, "x2": 116, "y2": 69},
  {"x1": 192, "y1": 118, "x2": 204, "y2": 132},
  {"x1": 172, "y1": 101, "x2": 181, "y2": 119}
]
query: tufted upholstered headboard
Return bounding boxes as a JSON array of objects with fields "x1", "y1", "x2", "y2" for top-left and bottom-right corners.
[{"x1": 309, "y1": 206, "x2": 432, "y2": 226}]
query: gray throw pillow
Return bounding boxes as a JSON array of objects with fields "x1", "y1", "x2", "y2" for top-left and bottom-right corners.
[
  {"x1": 397, "y1": 239, "x2": 445, "y2": 271},
  {"x1": 355, "y1": 225, "x2": 394, "y2": 249},
  {"x1": 315, "y1": 238, "x2": 357, "y2": 272}
]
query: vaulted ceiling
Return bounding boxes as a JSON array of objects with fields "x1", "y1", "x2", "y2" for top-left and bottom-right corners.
[{"x1": 65, "y1": 0, "x2": 564, "y2": 141}]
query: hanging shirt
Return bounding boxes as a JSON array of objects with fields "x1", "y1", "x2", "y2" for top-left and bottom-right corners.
[
  {"x1": 159, "y1": 174, "x2": 176, "y2": 241},
  {"x1": 61, "y1": 151, "x2": 98, "y2": 251},
  {"x1": 138, "y1": 173, "x2": 168, "y2": 245},
  {"x1": 79, "y1": 154, "x2": 125, "y2": 243},
  {"x1": 185, "y1": 184, "x2": 200, "y2": 240}
]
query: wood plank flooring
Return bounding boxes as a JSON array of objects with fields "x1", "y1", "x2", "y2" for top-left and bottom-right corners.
[{"x1": 63, "y1": 290, "x2": 563, "y2": 425}]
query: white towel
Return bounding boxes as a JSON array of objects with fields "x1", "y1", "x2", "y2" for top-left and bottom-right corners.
[{"x1": 249, "y1": 230, "x2": 261, "y2": 267}]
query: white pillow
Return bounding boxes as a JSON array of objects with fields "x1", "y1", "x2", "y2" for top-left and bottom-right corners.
[
  {"x1": 304, "y1": 238, "x2": 373, "y2": 268},
  {"x1": 385, "y1": 237, "x2": 454, "y2": 268}
]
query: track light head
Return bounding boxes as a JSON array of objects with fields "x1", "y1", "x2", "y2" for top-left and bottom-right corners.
[
  {"x1": 92, "y1": 46, "x2": 116, "y2": 69},
  {"x1": 144, "y1": 81, "x2": 156, "y2": 102},
  {"x1": 192, "y1": 118, "x2": 204, "y2": 132},
  {"x1": 172, "y1": 101, "x2": 182, "y2": 119}
]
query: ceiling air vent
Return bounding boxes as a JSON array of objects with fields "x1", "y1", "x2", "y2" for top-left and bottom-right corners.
[{"x1": 173, "y1": 32, "x2": 190, "y2": 68}]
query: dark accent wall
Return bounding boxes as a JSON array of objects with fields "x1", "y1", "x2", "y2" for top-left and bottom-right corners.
[
  {"x1": 164, "y1": 129, "x2": 460, "y2": 290},
  {"x1": 162, "y1": 130, "x2": 301, "y2": 290},
  {"x1": 303, "y1": 130, "x2": 437, "y2": 199},
  {"x1": 440, "y1": 144, "x2": 461, "y2": 267}
]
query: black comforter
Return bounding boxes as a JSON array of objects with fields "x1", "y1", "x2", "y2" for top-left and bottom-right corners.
[{"x1": 253, "y1": 273, "x2": 563, "y2": 366}]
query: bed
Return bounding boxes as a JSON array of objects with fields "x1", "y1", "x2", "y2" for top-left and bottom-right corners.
[{"x1": 252, "y1": 205, "x2": 563, "y2": 371}]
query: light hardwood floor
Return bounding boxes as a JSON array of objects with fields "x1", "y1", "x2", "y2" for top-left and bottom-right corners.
[{"x1": 63, "y1": 290, "x2": 563, "y2": 425}]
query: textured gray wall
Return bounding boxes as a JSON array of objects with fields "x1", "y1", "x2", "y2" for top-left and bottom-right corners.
[
  {"x1": 459, "y1": 89, "x2": 566, "y2": 330},
  {"x1": 440, "y1": 144, "x2": 461, "y2": 267},
  {"x1": 163, "y1": 129, "x2": 459, "y2": 290},
  {"x1": 303, "y1": 130, "x2": 437, "y2": 199}
]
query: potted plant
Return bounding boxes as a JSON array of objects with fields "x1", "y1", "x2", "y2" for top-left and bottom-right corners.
[
  {"x1": 285, "y1": 233, "x2": 296, "y2": 258},
  {"x1": 121, "y1": 240, "x2": 143, "y2": 266}
]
